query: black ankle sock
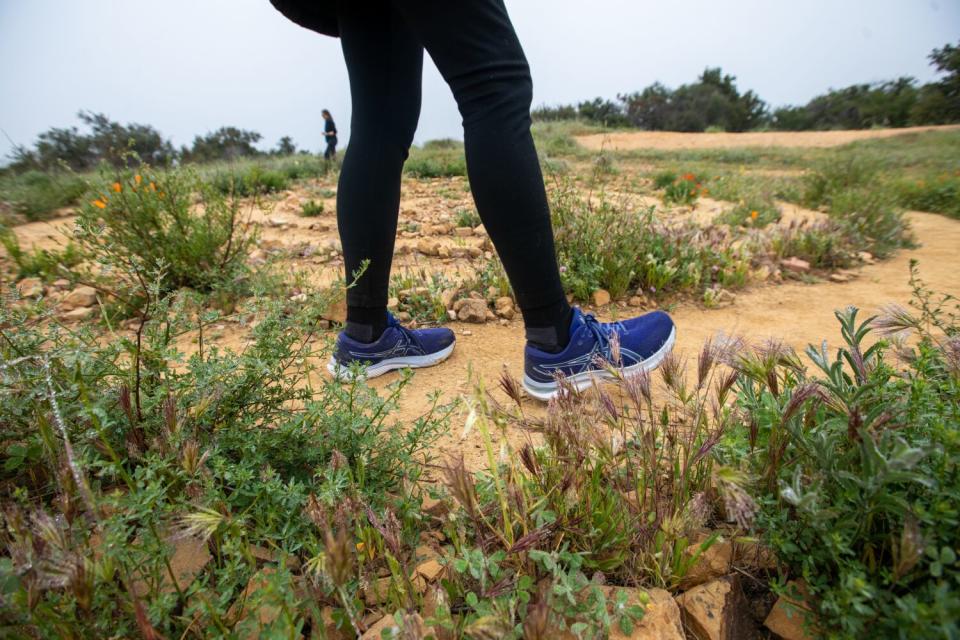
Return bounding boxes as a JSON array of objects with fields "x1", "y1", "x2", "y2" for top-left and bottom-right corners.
[
  {"x1": 523, "y1": 299, "x2": 573, "y2": 353},
  {"x1": 345, "y1": 306, "x2": 388, "y2": 343}
]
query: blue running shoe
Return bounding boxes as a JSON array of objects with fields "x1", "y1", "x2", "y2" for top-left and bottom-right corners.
[
  {"x1": 327, "y1": 313, "x2": 456, "y2": 380},
  {"x1": 522, "y1": 307, "x2": 676, "y2": 401}
]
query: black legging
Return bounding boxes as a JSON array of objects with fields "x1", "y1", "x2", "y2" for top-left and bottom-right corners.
[{"x1": 336, "y1": 0, "x2": 571, "y2": 345}]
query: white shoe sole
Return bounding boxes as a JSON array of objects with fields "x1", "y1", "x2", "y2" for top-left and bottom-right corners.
[
  {"x1": 521, "y1": 327, "x2": 676, "y2": 402},
  {"x1": 327, "y1": 341, "x2": 456, "y2": 381}
]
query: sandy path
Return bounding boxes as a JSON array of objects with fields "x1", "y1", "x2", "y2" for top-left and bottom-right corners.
[
  {"x1": 381, "y1": 209, "x2": 960, "y2": 470},
  {"x1": 576, "y1": 124, "x2": 960, "y2": 152}
]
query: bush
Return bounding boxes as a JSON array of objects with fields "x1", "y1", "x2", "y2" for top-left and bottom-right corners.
[
  {"x1": 404, "y1": 147, "x2": 467, "y2": 178},
  {"x1": 389, "y1": 269, "x2": 453, "y2": 324},
  {"x1": 300, "y1": 199, "x2": 324, "y2": 217},
  {"x1": 718, "y1": 270, "x2": 960, "y2": 636},
  {"x1": 210, "y1": 164, "x2": 290, "y2": 197},
  {"x1": 661, "y1": 172, "x2": 706, "y2": 206},
  {"x1": 0, "y1": 170, "x2": 88, "y2": 221},
  {"x1": 894, "y1": 173, "x2": 960, "y2": 219},
  {"x1": 767, "y1": 219, "x2": 855, "y2": 269},
  {"x1": 550, "y1": 180, "x2": 750, "y2": 300},
  {"x1": 74, "y1": 165, "x2": 255, "y2": 295},
  {"x1": 716, "y1": 199, "x2": 781, "y2": 229}
]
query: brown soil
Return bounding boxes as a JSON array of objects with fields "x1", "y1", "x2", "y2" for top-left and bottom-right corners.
[{"x1": 576, "y1": 124, "x2": 960, "y2": 152}]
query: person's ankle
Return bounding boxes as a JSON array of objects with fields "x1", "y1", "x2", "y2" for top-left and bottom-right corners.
[
  {"x1": 345, "y1": 306, "x2": 388, "y2": 343},
  {"x1": 524, "y1": 305, "x2": 573, "y2": 353}
]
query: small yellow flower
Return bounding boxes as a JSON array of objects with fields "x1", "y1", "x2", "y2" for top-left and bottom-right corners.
[
  {"x1": 91, "y1": 199, "x2": 107, "y2": 209},
  {"x1": 112, "y1": 182, "x2": 122, "y2": 193},
  {"x1": 356, "y1": 542, "x2": 365, "y2": 552},
  {"x1": 135, "y1": 174, "x2": 142, "y2": 185},
  {"x1": 750, "y1": 210, "x2": 759, "y2": 220}
]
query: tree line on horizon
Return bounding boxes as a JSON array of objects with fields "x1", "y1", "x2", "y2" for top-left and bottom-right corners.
[
  {"x1": 533, "y1": 41, "x2": 960, "y2": 133},
  {"x1": 4, "y1": 111, "x2": 302, "y2": 174}
]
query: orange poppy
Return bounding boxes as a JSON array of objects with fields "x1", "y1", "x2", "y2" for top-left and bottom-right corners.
[
  {"x1": 149, "y1": 182, "x2": 157, "y2": 192},
  {"x1": 135, "y1": 174, "x2": 142, "y2": 185},
  {"x1": 111, "y1": 182, "x2": 122, "y2": 193},
  {"x1": 91, "y1": 199, "x2": 107, "y2": 209},
  {"x1": 750, "y1": 210, "x2": 759, "y2": 220}
]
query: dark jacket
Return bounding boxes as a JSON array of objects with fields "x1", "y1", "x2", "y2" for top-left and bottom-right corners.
[{"x1": 268, "y1": 0, "x2": 338, "y2": 37}]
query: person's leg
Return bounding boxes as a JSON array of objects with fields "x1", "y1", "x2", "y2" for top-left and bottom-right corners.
[
  {"x1": 391, "y1": 0, "x2": 573, "y2": 352},
  {"x1": 336, "y1": 1, "x2": 423, "y2": 341}
]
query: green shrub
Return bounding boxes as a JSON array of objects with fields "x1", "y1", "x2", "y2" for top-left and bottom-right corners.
[
  {"x1": 550, "y1": 181, "x2": 750, "y2": 300},
  {"x1": 718, "y1": 269, "x2": 960, "y2": 636},
  {"x1": 716, "y1": 199, "x2": 781, "y2": 229},
  {"x1": 894, "y1": 173, "x2": 960, "y2": 219},
  {"x1": 661, "y1": 172, "x2": 705, "y2": 206},
  {"x1": 454, "y1": 207, "x2": 481, "y2": 228},
  {"x1": 0, "y1": 170, "x2": 88, "y2": 221},
  {"x1": 209, "y1": 164, "x2": 290, "y2": 197},
  {"x1": 300, "y1": 199, "x2": 324, "y2": 217},
  {"x1": 404, "y1": 147, "x2": 467, "y2": 178},
  {"x1": 389, "y1": 269, "x2": 454, "y2": 324},
  {"x1": 74, "y1": 166, "x2": 255, "y2": 295},
  {"x1": 652, "y1": 170, "x2": 678, "y2": 189},
  {"x1": 767, "y1": 220, "x2": 855, "y2": 269}
]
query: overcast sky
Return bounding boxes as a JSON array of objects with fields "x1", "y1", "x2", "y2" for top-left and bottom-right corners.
[{"x1": 1, "y1": 0, "x2": 957, "y2": 160}]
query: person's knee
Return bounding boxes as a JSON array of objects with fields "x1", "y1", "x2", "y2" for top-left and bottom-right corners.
[{"x1": 455, "y1": 61, "x2": 533, "y2": 128}]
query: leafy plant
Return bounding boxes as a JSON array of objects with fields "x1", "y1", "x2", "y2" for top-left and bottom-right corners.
[
  {"x1": 300, "y1": 199, "x2": 324, "y2": 217},
  {"x1": 0, "y1": 226, "x2": 84, "y2": 281}
]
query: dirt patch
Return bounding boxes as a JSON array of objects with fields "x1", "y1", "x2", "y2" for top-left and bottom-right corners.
[{"x1": 576, "y1": 124, "x2": 960, "y2": 152}]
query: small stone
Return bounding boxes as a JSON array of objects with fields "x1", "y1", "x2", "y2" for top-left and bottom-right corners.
[
  {"x1": 592, "y1": 289, "x2": 611, "y2": 306},
  {"x1": 267, "y1": 216, "x2": 288, "y2": 228},
  {"x1": 680, "y1": 539, "x2": 733, "y2": 589},
  {"x1": 438, "y1": 245, "x2": 451, "y2": 258},
  {"x1": 473, "y1": 224, "x2": 487, "y2": 237},
  {"x1": 780, "y1": 257, "x2": 811, "y2": 274},
  {"x1": 324, "y1": 298, "x2": 347, "y2": 324},
  {"x1": 603, "y1": 586, "x2": 683, "y2": 640},
  {"x1": 62, "y1": 306, "x2": 95, "y2": 321},
  {"x1": 397, "y1": 311, "x2": 412, "y2": 322},
  {"x1": 452, "y1": 298, "x2": 488, "y2": 323},
  {"x1": 16, "y1": 277, "x2": 43, "y2": 298},
  {"x1": 675, "y1": 575, "x2": 750, "y2": 640},
  {"x1": 289, "y1": 293, "x2": 308, "y2": 303},
  {"x1": 415, "y1": 559, "x2": 444, "y2": 582},
  {"x1": 628, "y1": 295, "x2": 645, "y2": 308},
  {"x1": 494, "y1": 296, "x2": 515, "y2": 320},
  {"x1": 417, "y1": 238, "x2": 440, "y2": 256},
  {"x1": 467, "y1": 246, "x2": 483, "y2": 258},
  {"x1": 63, "y1": 285, "x2": 98, "y2": 308},
  {"x1": 858, "y1": 251, "x2": 875, "y2": 264},
  {"x1": 52, "y1": 278, "x2": 71, "y2": 290},
  {"x1": 764, "y1": 581, "x2": 814, "y2": 640},
  {"x1": 318, "y1": 319, "x2": 331, "y2": 330},
  {"x1": 453, "y1": 226, "x2": 473, "y2": 237},
  {"x1": 387, "y1": 297, "x2": 400, "y2": 311},
  {"x1": 439, "y1": 288, "x2": 459, "y2": 309},
  {"x1": 362, "y1": 577, "x2": 393, "y2": 605},
  {"x1": 829, "y1": 272, "x2": 851, "y2": 283},
  {"x1": 447, "y1": 309, "x2": 457, "y2": 321}
]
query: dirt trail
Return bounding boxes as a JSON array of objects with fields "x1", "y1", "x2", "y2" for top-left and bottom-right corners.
[
  {"x1": 576, "y1": 124, "x2": 960, "y2": 151},
  {"x1": 381, "y1": 210, "x2": 960, "y2": 469}
]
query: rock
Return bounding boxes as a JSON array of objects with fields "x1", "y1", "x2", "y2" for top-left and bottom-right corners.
[
  {"x1": 52, "y1": 278, "x2": 71, "y2": 290},
  {"x1": 16, "y1": 277, "x2": 43, "y2": 298},
  {"x1": 324, "y1": 298, "x2": 347, "y2": 324},
  {"x1": 494, "y1": 296, "x2": 515, "y2": 320},
  {"x1": 675, "y1": 575, "x2": 750, "y2": 640},
  {"x1": 417, "y1": 238, "x2": 440, "y2": 256},
  {"x1": 387, "y1": 297, "x2": 400, "y2": 311},
  {"x1": 62, "y1": 306, "x2": 96, "y2": 321},
  {"x1": 473, "y1": 224, "x2": 487, "y2": 237},
  {"x1": 592, "y1": 289, "x2": 611, "y2": 306},
  {"x1": 712, "y1": 289, "x2": 736, "y2": 306},
  {"x1": 439, "y1": 288, "x2": 459, "y2": 309},
  {"x1": 453, "y1": 226, "x2": 473, "y2": 237},
  {"x1": 603, "y1": 587, "x2": 684, "y2": 640},
  {"x1": 289, "y1": 293, "x2": 308, "y2": 303},
  {"x1": 230, "y1": 568, "x2": 282, "y2": 638},
  {"x1": 361, "y1": 612, "x2": 426, "y2": 639},
  {"x1": 828, "y1": 272, "x2": 851, "y2": 283},
  {"x1": 63, "y1": 285, "x2": 98, "y2": 308},
  {"x1": 751, "y1": 265, "x2": 773, "y2": 282},
  {"x1": 315, "y1": 606, "x2": 351, "y2": 640},
  {"x1": 248, "y1": 249, "x2": 268, "y2": 265},
  {"x1": 362, "y1": 576, "x2": 393, "y2": 605},
  {"x1": 680, "y1": 539, "x2": 733, "y2": 589},
  {"x1": 415, "y1": 559, "x2": 444, "y2": 582},
  {"x1": 396, "y1": 311, "x2": 412, "y2": 322},
  {"x1": 780, "y1": 257, "x2": 811, "y2": 274},
  {"x1": 452, "y1": 298, "x2": 488, "y2": 323},
  {"x1": 467, "y1": 246, "x2": 483, "y2": 258},
  {"x1": 628, "y1": 295, "x2": 646, "y2": 308},
  {"x1": 438, "y1": 245, "x2": 451, "y2": 258},
  {"x1": 764, "y1": 581, "x2": 814, "y2": 640},
  {"x1": 733, "y1": 539, "x2": 778, "y2": 571},
  {"x1": 133, "y1": 534, "x2": 211, "y2": 597},
  {"x1": 267, "y1": 216, "x2": 288, "y2": 228},
  {"x1": 858, "y1": 251, "x2": 875, "y2": 264},
  {"x1": 447, "y1": 309, "x2": 457, "y2": 321}
]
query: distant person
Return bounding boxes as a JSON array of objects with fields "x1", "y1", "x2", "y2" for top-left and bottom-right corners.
[
  {"x1": 322, "y1": 109, "x2": 338, "y2": 160},
  {"x1": 269, "y1": 1, "x2": 675, "y2": 400}
]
